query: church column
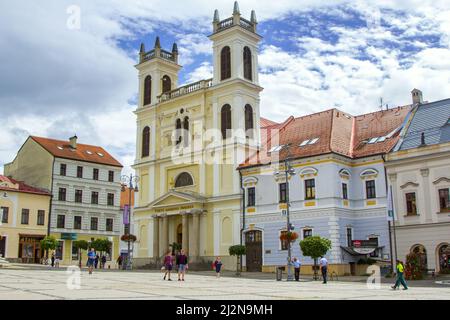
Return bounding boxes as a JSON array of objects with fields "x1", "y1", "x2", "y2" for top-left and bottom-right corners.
[
  {"x1": 189, "y1": 210, "x2": 200, "y2": 258},
  {"x1": 161, "y1": 214, "x2": 169, "y2": 255},
  {"x1": 152, "y1": 215, "x2": 159, "y2": 258},
  {"x1": 182, "y1": 213, "x2": 189, "y2": 252}
]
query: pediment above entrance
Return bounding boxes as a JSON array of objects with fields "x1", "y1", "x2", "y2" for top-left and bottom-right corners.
[{"x1": 149, "y1": 190, "x2": 205, "y2": 209}]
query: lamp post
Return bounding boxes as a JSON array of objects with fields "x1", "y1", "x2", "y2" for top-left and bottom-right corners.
[
  {"x1": 121, "y1": 173, "x2": 139, "y2": 270},
  {"x1": 274, "y1": 144, "x2": 296, "y2": 281}
]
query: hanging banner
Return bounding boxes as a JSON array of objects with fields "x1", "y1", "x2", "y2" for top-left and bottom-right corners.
[
  {"x1": 123, "y1": 205, "x2": 130, "y2": 225},
  {"x1": 387, "y1": 185, "x2": 394, "y2": 221}
]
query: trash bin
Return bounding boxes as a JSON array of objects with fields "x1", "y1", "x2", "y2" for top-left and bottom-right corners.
[{"x1": 276, "y1": 266, "x2": 285, "y2": 281}]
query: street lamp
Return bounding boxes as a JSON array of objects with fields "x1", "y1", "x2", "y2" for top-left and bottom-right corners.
[
  {"x1": 121, "y1": 173, "x2": 139, "y2": 270},
  {"x1": 274, "y1": 144, "x2": 296, "y2": 281}
]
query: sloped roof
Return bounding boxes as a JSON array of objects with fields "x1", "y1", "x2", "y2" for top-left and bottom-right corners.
[
  {"x1": 260, "y1": 117, "x2": 279, "y2": 128},
  {"x1": 30, "y1": 136, "x2": 123, "y2": 168},
  {"x1": 398, "y1": 98, "x2": 450, "y2": 150},
  {"x1": 240, "y1": 105, "x2": 412, "y2": 168},
  {"x1": 0, "y1": 175, "x2": 51, "y2": 196}
]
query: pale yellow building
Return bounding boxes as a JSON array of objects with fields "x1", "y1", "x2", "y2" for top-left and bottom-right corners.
[
  {"x1": 0, "y1": 175, "x2": 51, "y2": 263},
  {"x1": 133, "y1": 3, "x2": 263, "y2": 268}
]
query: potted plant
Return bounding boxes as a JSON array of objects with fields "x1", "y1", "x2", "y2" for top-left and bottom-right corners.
[
  {"x1": 229, "y1": 245, "x2": 246, "y2": 276},
  {"x1": 121, "y1": 234, "x2": 137, "y2": 243},
  {"x1": 279, "y1": 231, "x2": 299, "y2": 243}
]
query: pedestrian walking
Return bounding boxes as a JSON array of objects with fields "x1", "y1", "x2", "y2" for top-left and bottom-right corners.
[
  {"x1": 292, "y1": 257, "x2": 301, "y2": 281},
  {"x1": 87, "y1": 248, "x2": 96, "y2": 275},
  {"x1": 213, "y1": 256, "x2": 223, "y2": 278},
  {"x1": 51, "y1": 253, "x2": 55, "y2": 267},
  {"x1": 392, "y1": 260, "x2": 408, "y2": 290},
  {"x1": 55, "y1": 257, "x2": 60, "y2": 268},
  {"x1": 117, "y1": 255, "x2": 123, "y2": 269},
  {"x1": 163, "y1": 250, "x2": 174, "y2": 281},
  {"x1": 176, "y1": 249, "x2": 188, "y2": 281},
  {"x1": 101, "y1": 255, "x2": 107, "y2": 269},
  {"x1": 319, "y1": 256, "x2": 328, "y2": 284},
  {"x1": 94, "y1": 254, "x2": 99, "y2": 269}
]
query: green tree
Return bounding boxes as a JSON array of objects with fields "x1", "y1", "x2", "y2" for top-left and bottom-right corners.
[
  {"x1": 40, "y1": 236, "x2": 58, "y2": 260},
  {"x1": 73, "y1": 240, "x2": 89, "y2": 268},
  {"x1": 299, "y1": 236, "x2": 332, "y2": 280},
  {"x1": 229, "y1": 245, "x2": 246, "y2": 276}
]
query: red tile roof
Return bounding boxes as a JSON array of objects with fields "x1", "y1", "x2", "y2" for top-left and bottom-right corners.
[
  {"x1": 0, "y1": 175, "x2": 51, "y2": 196},
  {"x1": 31, "y1": 136, "x2": 123, "y2": 168},
  {"x1": 260, "y1": 117, "x2": 279, "y2": 128},
  {"x1": 240, "y1": 106, "x2": 412, "y2": 168}
]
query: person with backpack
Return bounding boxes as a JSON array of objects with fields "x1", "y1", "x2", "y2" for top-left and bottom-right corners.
[{"x1": 392, "y1": 260, "x2": 408, "y2": 290}]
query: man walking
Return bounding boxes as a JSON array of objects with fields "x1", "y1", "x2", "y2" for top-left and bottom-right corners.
[
  {"x1": 319, "y1": 256, "x2": 328, "y2": 284},
  {"x1": 87, "y1": 248, "x2": 96, "y2": 275},
  {"x1": 176, "y1": 249, "x2": 188, "y2": 281},
  {"x1": 392, "y1": 260, "x2": 408, "y2": 290},
  {"x1": 292, "y1": 257, "x2": 301, "y2": 282}
]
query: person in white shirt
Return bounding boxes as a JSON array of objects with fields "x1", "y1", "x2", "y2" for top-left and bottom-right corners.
[{"x1": 319, "y1": 256, "x2": 328, "y2": 284}]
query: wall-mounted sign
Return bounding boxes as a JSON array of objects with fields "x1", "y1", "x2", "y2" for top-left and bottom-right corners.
[
  {"x1": 352, "y1": 239, "x2": 378, "y2": 248},
  {"x1": 61, "y1": 233, "x2": 77, "y2": 240}
]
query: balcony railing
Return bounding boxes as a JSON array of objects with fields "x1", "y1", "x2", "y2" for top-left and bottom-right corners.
[
  {"x1": 140, "y1": 49, "x2": 177, "y2": 64},
  {"x1": 214, "y1": 16, "x2": 256, "y2": 33},
  {"x1": 157, "y1": 79, "x2": 213, "y2": 103}
]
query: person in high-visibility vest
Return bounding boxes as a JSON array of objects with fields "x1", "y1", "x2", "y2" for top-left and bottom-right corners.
[{"x1": 392, "y1": 260, "x2": 408, "y2": 290}]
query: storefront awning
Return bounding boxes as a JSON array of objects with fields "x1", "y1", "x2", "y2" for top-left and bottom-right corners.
[{"x1": 341, "y1": 246, "x2": 383, "y2": 256}]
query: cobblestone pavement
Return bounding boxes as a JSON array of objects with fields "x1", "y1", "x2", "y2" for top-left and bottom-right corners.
[{"x1": 0, "y1": 266, "x2": 449, "y2": 300}]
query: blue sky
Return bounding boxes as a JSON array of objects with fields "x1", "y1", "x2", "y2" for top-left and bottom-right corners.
[{"x1": 1, "y1": 0, "x2": 450, "y2": 175}]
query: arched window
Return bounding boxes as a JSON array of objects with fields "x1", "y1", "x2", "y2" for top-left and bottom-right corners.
[
  {"x1": 245, "y1": 104, "x2": 254, "y2": 137},
  {"x1": 175, "y1": 119, "x2": 182, "y2": 145},
  {"x1": 183, "y1": 116, "x2": 189, "y2": 147},
  {"x1": 162, "y1": 75, "x2": 171, "y2": 93},
  {"x1": 221, "y1": 46, "x2": 231, "y2": 80},
  {"x1": 243, "y1": 47, "x2": 252, "y2": 81},
  {"x1": 175, "y1": 172, "x2": 194, "y2": 188},
  {"x1": 143, "y1": 76, "x2": 152, "y2": 105},
  {"x1": 142, "y1": 126, "x2": 150, "y2": 157},
  {"x1": 221, "y1": 104, "x2": 232, "y2": 139}
]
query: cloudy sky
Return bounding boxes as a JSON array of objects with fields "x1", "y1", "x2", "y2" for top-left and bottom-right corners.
[{"x1": 1, "y1": 0, "x2": 450, "y2": 175}]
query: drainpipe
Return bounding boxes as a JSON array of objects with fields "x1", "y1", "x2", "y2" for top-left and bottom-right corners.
[
  {"x1": 47, "y1": 158, "x2": 55, "y2": 237},
  {"x1": 239, "y1": 170, "x2": 246, "y2": 272}
]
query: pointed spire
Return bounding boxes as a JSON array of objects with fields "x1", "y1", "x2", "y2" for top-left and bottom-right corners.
[
  {"x1": 172, "y1": 42, "x2": 178, "y2": 53},
  {"x1": 233, "y1": 1, "x2": 240, "y2": 15},
  {"x1": 139, "y1": 42, "x2": 145, "y2": 53},
  {"x1": 154, "y1": 36, "x2": 161, "y2": 49},
  {"x1": 251, "y1": 10, "x2": 257, "y2": 24},
  {"x1": 213, "y1": 9, "x2": 220, "y2": 22}
]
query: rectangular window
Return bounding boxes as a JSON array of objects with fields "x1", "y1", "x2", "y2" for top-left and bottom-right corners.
[
  {"x1": 1, "y1": 207, "x2": 9, "y2": 223},
  {"x1": 405, "y1": 193, "x2": 417, "y2": 215},
  {"x1": 75, "y1": 190, "x2": 83, "y2": 203},
  {"x1": 91, "y1": 217, "x2": 98, "y2": 231},
  {"x1": 58, "y1": 188, "x2": 66, "y2": 201},
  {"x1": 106, "y1": 218, "x2": 114, "y2": 232},
  {"x1": 366, "y1": 180, "x2": 376, "y2": 199},
  {"x1": 342, "y1": 183, "x2": 348, "y2": 200},
  {"x1": 108, "y1": 171, "x2": 114, "y2": 182},
  {"x1": 303, "y1": 229, "x2": 313, "y2": 239},
  {"x1": 369, "y1": 237, "x2": 379, "y2": 258},
  {"x1": 77, "y1": 166, "x2": 83, "y2": 178},
  {"x1": 93, "y1": 168, "x2": 99, "y2": 180},
  {"x1": 55, "y1": 241, "x2": 64, "y2": 260},
  {"x1": 21, "y1": 209, "x2": 29, "y2": 225},
  {"x1": 57, "y1": 215, "x2": 65, "y2": 229},
  {"x1": 72, "y1": 242, "x2": 79, "y2": 261},
  {"x1": 247, "y1": 187, "x2": 256, "y2": 207},
  {"x1": 439, "y1": 188, "x2": 450, "y2": 212},
  {"x1": 305, "y1": 179, "x2": 316, "y2": 200},
  {"x1": 74, "y1": 216, "x2": 82, "y2": 230},
  {"x1": 91, "y1": 191, "x2": 99, "y2": 205},
  {"x1": 37, "y1": 210, "x2": 45, "y2": 226},
  {"x1": 60, "y1": 164, "x2": 67, "y2": 176},
  {"x1": 280, "y1": 230, "x2": 288, "y2": 250},
  {"x1": 279, "y1": 183, "x2": 287, "y2": 203},
  {"x1": 346, "y1": 228, "x2": 353, "y2": 247},
  {"x1": 107, "y1": 193, "x2": 115, "y2": 206}
]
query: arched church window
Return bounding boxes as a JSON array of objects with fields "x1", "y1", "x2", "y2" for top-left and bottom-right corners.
[
  {"x1": 162, "y1": 75, "x2": 171, "y2": 93},
  {"x1": 243, "y1": 47, "x2": 252, "y2": 81},
  {"x1": 175, "y1": 172, "x2": 194, "y2": 188},
  {"x1": 144, "y1": 75, "x2": 152, "y2": 105},
  {"x1": 221, "y1": 46, "x2": 231, "y2": 80},
  {"x1": 221, "y1": 104, "x2": 232, "y2": 139},
  {"x1": 175, "y1": 118, "x2": 182, "y2": 145},
  {"x1": 183, "y1": 116, "x2": 189, "y2": 147},
  {"x1": 245, "y1": 104, "x2": 254, "y2": 137},
  {"x1": 142, "y1": 126, "x2": 150, "y2": 158}
]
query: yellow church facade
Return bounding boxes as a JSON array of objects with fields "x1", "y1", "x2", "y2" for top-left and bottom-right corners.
[{"x1": 132, "y1": 3, "x2": 263, "y2": 268}]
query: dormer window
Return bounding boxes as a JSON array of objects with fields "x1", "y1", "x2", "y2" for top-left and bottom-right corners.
[
  {"x1": 269, "y1": 145, "x2": 284, "y2": 153},
  {"x1": 299, "y1": 138, "x2": 319, "y2": 147}
]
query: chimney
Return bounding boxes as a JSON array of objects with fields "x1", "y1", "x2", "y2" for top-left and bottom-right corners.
[
  {"x1": 69, "y1": 135, "x2": 78, "y2": 149},
  {"x1": 419, "y1": 132, "x2": 426, "y2": 147},
  {"x1": 411, "y1": 88, "x2": 423, "y2": 105}
]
